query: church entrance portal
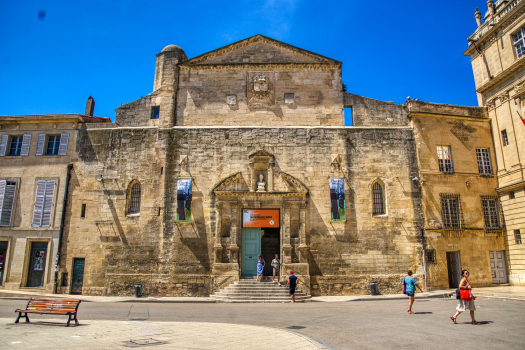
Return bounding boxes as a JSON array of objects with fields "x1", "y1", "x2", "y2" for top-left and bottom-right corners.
[{"x1": 241, "y1": 209, "x2": 280, "y2": 277}]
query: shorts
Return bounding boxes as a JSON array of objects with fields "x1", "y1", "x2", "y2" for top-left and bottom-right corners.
[
  {"x1": 406, "y1": 291, "x2": 415, "y2": 297},
  {"x1": 273, "y1": 269, "x2": 280, "y2": 277},
  {"x1": 289, "y1": 287, "x2": 296, "y2": 295}
]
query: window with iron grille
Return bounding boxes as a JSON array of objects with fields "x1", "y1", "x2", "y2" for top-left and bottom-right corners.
[
  {"x1": 128, "y1": 183, "x2": 141, "y2": 214},
  {"x1": 481, "y1": 197, "x2": 500, "y2": 229},
  {"x1": 440, "y1": 194, "x2": 462, "y2": 229},
  {"x1": 513, "y1": 27, "x2": 525, "y2": 58},
  {"x1": 372, "y1": 182, "x2": 384, "y2": 215},
  {"x1": 476, "y1": 148, "x2": 493, "y2": 174},
  {"x1": 426, "y1": 249, "x2": 436, "y2": 264},
  {"x1": 501, "y1": 129, "x2": 509, "y2": 146},
  {"x1": 515, "y1": 230, "x2": 523, "y2": 245},
  {"x1": 437, "y1": 146, "x2": 454, "y2": 173}
]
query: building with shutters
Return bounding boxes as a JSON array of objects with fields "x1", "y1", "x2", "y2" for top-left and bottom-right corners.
[
  {"x1": 0, "y1": 108, "x2": 110, "y2": 292},
  {"x1": 464, "y1": 0, "x2": 525, "y2": 285}
]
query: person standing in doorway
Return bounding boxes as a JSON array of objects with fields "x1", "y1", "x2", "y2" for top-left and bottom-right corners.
[
  {"x1": 287, "y1": 271, "x2": 299, "y2": 303},
  {"x1": 451, "y1": 270, "x2": 480, "y2": 324},
  {"x1": 256, "y1": 254, "x2": 265, "y2": 282},
  {"x1": 403, "y1": 270, "x2": 423, "y2": 314},
  {"x1": 271, "y1": 254, "x2": 281, "y2": 285}
]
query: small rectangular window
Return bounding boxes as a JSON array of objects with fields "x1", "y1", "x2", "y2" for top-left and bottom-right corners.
[
  {"x1": 46, "y1": 135, "x2": 60, "y2": 155},
  {"x1": 80, "y1": 204, "x2": 86, "y2": 218},
  {"x1": 501, "y1": 130, "x2": 509, "y2": 146},
  {"x1": 509, "y1": 191, "x2": 515, "y2": 199},
  {"x1": 513, "y1": 28, "x2": 525, "y2": 58},
  {"x1": 426, "y1": 249, "x2": 436, "y2": 264},
  {"x1": 151, "y1": 106, "x2": 160, "y2": 120},
  {"x1": 9, "y1": 136, "x2": 23, "y2": 156},
  {"x1": 344, "y1": 107, "x2": 353, "y2": 126},
  {"x1": 515, "y1": 230, "x2": 523, "y2": 245},
  {"x1": 61, "y1": 272, "x2": 68, "y2": 287},
  {"x1": 476, "y1": 148, "x2": 493, "y2": 174},
  {"x1": 437, "y1": 146, "x2": 454, "y2": 173}
]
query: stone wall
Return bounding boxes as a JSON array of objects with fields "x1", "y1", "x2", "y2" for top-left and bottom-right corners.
[{"x1": 344, "y1": 93, "x2": 408, "y2": 127}]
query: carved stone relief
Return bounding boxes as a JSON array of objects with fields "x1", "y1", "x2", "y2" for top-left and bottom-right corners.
[
  {"x1": 450, "y1": 121, "x2": 478, "y2": 151},
  {"x1": 247, "y1": 72, "x2": 274, "y2": 106}
]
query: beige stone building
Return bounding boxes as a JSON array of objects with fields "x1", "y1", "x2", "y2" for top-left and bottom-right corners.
[
  {"x1": 465, "y1": 0, "x2": 525, "y2": 285},
  {"x1": 0, "y1": 106, "x2": 109, "y2": 293},
  {"x1": 0, "y1": 34, "x2": 508, "y2": 297}
]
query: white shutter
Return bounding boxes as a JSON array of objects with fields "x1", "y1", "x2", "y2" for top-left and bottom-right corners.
[
  {"x1": 0, "y1": 180, "x2": 5, "y2": 217},
  {"x1": 36, "y1": 134, "x2": 46, "y2": 156},
  {"x1": 21, "y1": 134, "x2": 32, "y2": 156},
  {"x1": 58, "y1": 133, "x2": 69, "y2": 156},
  {"x1": 32, "y1": 180, "x2": 46, "y2": 227},
  {"x1": 0, "y1": 135, "x2": 8, "y2": 156},
  {"x1": 41, "y1": 180, "x2": 56, "y2": 227},
  {"x1": 0, "y1": 182, "x2": 16, "y2": 227}
]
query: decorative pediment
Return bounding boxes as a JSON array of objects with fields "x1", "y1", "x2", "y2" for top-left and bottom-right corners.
[
  {"x1": 179, "y1": 35, "x2": 341, "y2": 69},
  {"x1": 280, "y1": 172, "x2": 308, "y2": 193},
  {"x1": 248, "y1": 150, "x2": 275, "y2": 163},
  {"x1": 213, "y1": 172, "x2": 243, "y2": 192}
]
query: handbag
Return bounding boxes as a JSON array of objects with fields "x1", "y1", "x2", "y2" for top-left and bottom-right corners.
[
  {"x1": 402, "y1": 277, "x2": 406, "y2": 294},
  {"x1": 459, "y1": 289, "x2": 473, "y2": 300},
  {"x1": 455, "y1": 288, "x2": 461, "y2": 300}
]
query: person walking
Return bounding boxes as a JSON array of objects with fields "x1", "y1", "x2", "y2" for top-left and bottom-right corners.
[
  {"x1": 403, "y1": 270, "x2": 423, "y2": 314},
  {"x1": 256, "y1": 254, "x2": 265, "y2": 282},
  {"x1": 271, "y1": 254, "x2": 281, "y2": 285},
  {"x1": 451, "y1": 270, "x2": 480, "y2": 324},
  {"x1": 286, "y1": 270, "x2": 299, "y2": 303}
]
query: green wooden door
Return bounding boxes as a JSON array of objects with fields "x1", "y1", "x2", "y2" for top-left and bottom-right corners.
[{"x1": 241, "y1": 228, "x2": 261, "y2": 276}]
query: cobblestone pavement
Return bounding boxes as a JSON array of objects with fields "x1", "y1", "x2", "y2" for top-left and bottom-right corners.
[{"x1": 0, "y1": 319, "x2": 327, "y2": 350}]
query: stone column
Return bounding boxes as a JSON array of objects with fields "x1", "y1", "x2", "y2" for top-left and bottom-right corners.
[
  {"x1": 282, "y1": 203, "x2": 293, "y2": 264},
  {"x1": 249, "y1": 163, "x2": 255, "y2": 192},
  {"x1": 214, "y1": 203, "x2": 223, "y2": 263},
  {"x1": 268, "y1": 163, "x2": 274, "y2": 192},
  {"x1": 230, "y1": 203, "x2": 240, "y2": 263},
  {"x1": 298, "y1": 203, "x2": 309, "y2": 263}
]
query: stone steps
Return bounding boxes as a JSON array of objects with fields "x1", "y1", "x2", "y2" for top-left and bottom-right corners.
[{"x1": 211, "y1": 278, "x2": 311, "y2": 303}]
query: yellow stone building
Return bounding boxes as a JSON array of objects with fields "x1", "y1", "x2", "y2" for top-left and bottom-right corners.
[{"x1": 465, "y1": 0, "x2": 525, "y2": 285}]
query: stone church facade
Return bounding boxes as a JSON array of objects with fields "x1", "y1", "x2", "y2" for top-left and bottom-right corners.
[{"x1": 0, "y1": 35, "x2": 507, "y2": 296}]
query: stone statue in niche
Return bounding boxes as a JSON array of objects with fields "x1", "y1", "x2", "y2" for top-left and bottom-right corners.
[{"x1": 256, "y1": 173, "x2": 266, "y2": 192}]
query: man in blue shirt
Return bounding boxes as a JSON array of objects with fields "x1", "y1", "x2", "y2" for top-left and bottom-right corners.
[{"x1": 286, "y1": 271, "x2": 299, "y2": 303}]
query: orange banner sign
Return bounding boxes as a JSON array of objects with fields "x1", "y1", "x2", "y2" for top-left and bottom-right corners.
[{"x1": 242, "y1": 209, "x2": 280, "y2": 228}]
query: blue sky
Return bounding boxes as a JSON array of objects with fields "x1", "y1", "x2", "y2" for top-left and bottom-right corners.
[{"x1": 0, "y1": 1, "x2": 484, "y2": 125}]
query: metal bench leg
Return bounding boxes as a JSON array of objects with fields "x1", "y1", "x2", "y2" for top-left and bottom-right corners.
[
  {"x1": 25, "y1": 313, "x2": 30, "y2": 323},
  {"x1": 74, "y1": 313, "x2": 79, "y2": 326},
  {"x1": 67, "y1": 314, "x2": 71, "y2": 327},
  {"x1": 15, "y1": 313, "x2": 21, "y2": 323}
]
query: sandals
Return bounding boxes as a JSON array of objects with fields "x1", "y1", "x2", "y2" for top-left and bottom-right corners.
[
  {"x1": 451, "y1": 316, "x2": 457, "y2": 324},
  {"x1": 472, "y1": 321, "x2": 481, "y2": 325}
]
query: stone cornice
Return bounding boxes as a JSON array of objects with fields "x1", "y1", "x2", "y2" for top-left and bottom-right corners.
[
  {"x1": 214, "y1": 191, "x2": 307, "y2": 197},
  {"x1": 180, "y1": 34, "x2": 341, "y2": 66},
  {"x1": 476, "y1": 55, "x2": 525, "y2": 94},
  {"x1": 179, "y1": 63, "x2": 341, "y2": 70}
]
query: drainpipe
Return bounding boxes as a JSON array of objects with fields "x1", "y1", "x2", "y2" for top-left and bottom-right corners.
[
  {"x1": 421, "y1": 227, "x2": 428, "y2": 292},
  {"x1": 54, "y1": 164, "x2": 73, "y2": 294}
]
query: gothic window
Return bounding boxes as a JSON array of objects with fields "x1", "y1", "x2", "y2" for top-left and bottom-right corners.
[
  {"x1": 481, "y1": 197, "x2": 501, "y2": 229},
  {"x1": 513, "y1": 28, "x2": 525, "y2": 58},
  {"x1": 372, "y1": 182, "x2": 385, "y2": 215},
  {"x1": 476, "y1": 148, "x2": 493, "y2": 175},
  {"x1": 437, "y1": 146, "x2": 454, "y2": 173},
  {"x1": 440, "y1": 193, "x2": 462, "y2": 229},
  {"x1": 128, "y1": 182, "x2": 141, "y2": 214}
]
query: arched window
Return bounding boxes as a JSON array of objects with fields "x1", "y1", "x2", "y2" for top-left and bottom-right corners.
[
  {"x1": 372, "y1": 182, "x2": 384, "y2": 215},
  {"x1": 128, "y1": 182, "x2": 141, "y2": 214}
]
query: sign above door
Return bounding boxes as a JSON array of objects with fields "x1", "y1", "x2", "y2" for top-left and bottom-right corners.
[{"x1": 243, "y1": 209, "x2": 279, "y2": 228}]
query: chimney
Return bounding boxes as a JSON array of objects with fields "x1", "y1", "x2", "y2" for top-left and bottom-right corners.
[
  {"x1": 475, "y1": 8, "x2": 482, "y2": 27},
  {"x1": 85, "y1": 96, "x2": 95, "y2": 116}
]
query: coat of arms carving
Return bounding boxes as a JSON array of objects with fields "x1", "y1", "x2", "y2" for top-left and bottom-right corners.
[{"x1": 248, "y1": 72, "x2": 274, "y2": 106}]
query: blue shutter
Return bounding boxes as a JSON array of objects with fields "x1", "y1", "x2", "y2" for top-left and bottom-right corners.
[
  {"x1": 36, "y1": 134, "x2": 46, "y2": 156},
  {"x1": 0, "y1": 135, "x2": 8, "y2": 156},
  {"x1": 0, "y1": 181, "x2": 16, "y2": 227},
  {"x1": 41, "y1": 180, "x2": 56, "y2": 227},
  {"x1": 32, "y1": 181, "x2": 46, "y2": 227},
  {"x1": 58, "y1": 133, "x2": 69, "y2": 156}
]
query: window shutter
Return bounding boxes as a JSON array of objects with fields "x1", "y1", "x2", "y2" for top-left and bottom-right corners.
[
  {"x1": 58, "y1": 133, "x2": 69, "y2": 156},
  {"x1": 0, "y1": 135, "x2": 8, "y2": 156},
  {"x1": 41, "y1": 180, "x2": 56, "y2": 227},
  {"x1": 20, "y1": 134, "x2": 32, "y2": 156},
  {"x1": 0, "y1": 181, "x2": 16, "y2": 227},
  {"x1": 0, "y1": 180, "x2": 5, "y2": 218},
  {"x1": 32, "y1": 180, "x2": 47, "y2": 227},
  {"x1": 36, "y1": 134, "x2": 46, "y2": 156}
]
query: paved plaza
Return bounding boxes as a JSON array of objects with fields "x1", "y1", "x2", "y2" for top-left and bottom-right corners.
[{"x1": 1, "y1": 290, "x2": 524, "y2": 349}]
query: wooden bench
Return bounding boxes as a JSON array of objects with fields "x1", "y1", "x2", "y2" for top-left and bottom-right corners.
[{"x1": 15, "y1": 298, "x2": 81, "y2": 327}]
